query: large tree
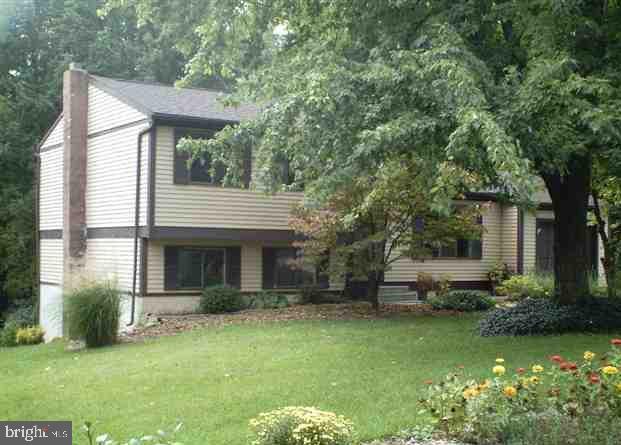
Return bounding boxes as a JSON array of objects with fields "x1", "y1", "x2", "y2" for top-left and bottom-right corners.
[{"x1": 117, "y1": 0, "x2": 621, "y2": 304}]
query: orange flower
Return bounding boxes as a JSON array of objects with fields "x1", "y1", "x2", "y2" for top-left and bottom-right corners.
[
  {"x1": 517, "y1": 368, "x2": 526, "y2": 374},
  {"x1": 589, "y1": 374, "x2": 601, "y2": 384},
  {"x1": 424, "y1": 380, "x2": 433, "y2": 385}
]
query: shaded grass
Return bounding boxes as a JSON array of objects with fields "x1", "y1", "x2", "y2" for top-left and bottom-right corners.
[{"x1": 0, "y1": 314, "x2": 618, "y2": 444}]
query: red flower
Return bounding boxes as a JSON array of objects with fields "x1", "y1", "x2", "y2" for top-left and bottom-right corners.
[
  {"x1": 424, "y1": 380, "x2": 433, "y2": 385},
  {"x1": 550, "y1": 355, "x2": 563, "y2": 363},
  {"x1": 589, "y1": 373, "x2": 601, "y2": 384},
  {"x1": 568, "y1": 362, "x2": 578, "y2": 371},
  {"x1": 612, "y1": 339, "x2": 621, "y2": 346},
  {"x1": 517, "y1": 368, "x2": 526, "y2": 374}
]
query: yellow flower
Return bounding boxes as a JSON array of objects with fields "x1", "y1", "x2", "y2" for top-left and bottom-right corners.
[
  {"x1": 503, "y1": 386, "x2": 518, "y2": 398},
  {"x1": 584, "y1": 351, "x2": 595, "y2": 361},
  {"x1": 477, "y1": 379, "x2": 491, "y2": 391},
  {"x1": 616, "y1": 383, "x2": 621, "y2": 393},
  {"x1": 602, "y1": 366, "x2": 619, "y2": 375},
  {"x1": 463, "y1": 387, "x2": 479, "y2": 400},
  {"x1": 532, "y1": 365, "x2": 544, "y2": 373},
  {"x1": 493, "y1": 365, "x2": 506, "y2": 376},
  {"x1": 496, "y1": 358, "x2": 505, "y2": 364},
  {"x1": 530, "y1": 376, "x2": 540, "y2": 384}
]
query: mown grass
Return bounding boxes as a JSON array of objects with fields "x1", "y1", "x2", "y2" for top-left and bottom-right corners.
[{"x1": 0, "y1": 314, "x2": 617, "y2": 444}]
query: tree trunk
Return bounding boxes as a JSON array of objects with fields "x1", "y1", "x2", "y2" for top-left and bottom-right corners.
[
  {"x1": 542, "y1": 158, "x2": 591, "y2": 304},
  {"x1": 592, "y1": 190, "x2": 616, "y2": 298},
  {"x1": 367, "y1": 271, "x2": 380, "y2": 311}
]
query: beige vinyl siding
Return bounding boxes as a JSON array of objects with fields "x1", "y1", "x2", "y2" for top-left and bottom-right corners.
[
  {"x1": 84, "y1": 239, "x2": 140, "y2": 292},
  {"x1": 501, "y1": 206, "x2": 518, "y2": 271},
  {"x1": 523, "y1": 211, "x2": 537, "y2": 273},
  {"x1": 86, "y1": 125, "x2": 150, "y2": 227},
  {"x1": 384, "y1": 202, "x2": 503, "y2": 282},
  {"x1": 40, "y1": 239, "x2": 63, "y2": 284},
  {"x1": 88, "y1": 84, "x2": 146, "y2": 134},
  {"x1": 242, "y1": 242, "x2": 262, "y2": 292},
  {"x1": 41, "y1": 118, "x2": 63, "y2": 148},
  {"x1": 154, "y1": 126, "x2": 303, "y2": 229},
  {"x1": 39, "y1": 148, "x2": 63, "y2": 230}
]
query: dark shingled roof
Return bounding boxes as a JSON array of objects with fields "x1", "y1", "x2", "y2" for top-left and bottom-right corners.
[{"x1": 91, "y1": 75, "x2": 259, "y2": 123}]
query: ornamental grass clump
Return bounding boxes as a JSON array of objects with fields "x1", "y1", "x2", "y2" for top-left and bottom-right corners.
[
  {"x1": 249, "y1": 406, "x2": 355, "y2": 445},
  {"x1": 65, "y1": 281, "x2": 121, "y2": 348},
  {"x1": 419, "y1": 339, "x2": 621, "y2": 444}
]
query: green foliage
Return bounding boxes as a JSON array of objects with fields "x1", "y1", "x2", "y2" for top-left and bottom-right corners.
[
  {"x1": 497, "y1": 273, "x2": 554, "y2": 300},
  {"x1": 82, "y1": 420, "x2": 183, "y2": 445},
  {"x1": 488, "y1": 262, "x2": 514, "y2": 288},
  {"x1": 246, "y1": 291, "x2": 290, "y2": 310},
  {"x1": 299, "y1": 285, "x2": 324, "y2": 305},
  {"x1": 479, "y1": 298, "x2": 621, "y2": 336},
  {"x1": 15, "y1": 326, "x2": 44, "y2": 345},
  {"x1": 0, "y1": 320, "x2": 18, "y2": 347},
  {"x1": 65, "y1": 282, "x2": 121, "y2": 348},
  {"x1": 199, "y1": 286, "x2": 245, "y2": 314},
  {"x1": 2, "y1": 298, "x2": 35, "y2": 328},
  {"x1": 429, "y1": 291, "x2": 495, "y2": 312},
  {"x1": 249, "y1": 407, "x2": 355, "y2": 445}
]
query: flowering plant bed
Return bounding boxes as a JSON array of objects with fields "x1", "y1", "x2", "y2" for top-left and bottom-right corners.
[{"x1": 419, "y1": 339, "x2": 621, "y2": 444}]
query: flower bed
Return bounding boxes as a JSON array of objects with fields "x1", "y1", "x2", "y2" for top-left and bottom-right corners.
[{"x1": 419, "y1": 339, "x2": 621, "y2": 444}]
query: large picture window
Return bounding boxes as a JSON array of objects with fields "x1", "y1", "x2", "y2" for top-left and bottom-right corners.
[
  {"x1": 262, "y1": 247, "x2": 328, "y2": 289},
  {"x1": 173, "y1": 128, "x2": 227, "y2": 185},
  {"x1": 432, "y1": 239, "x2": 483, "y2": 259},
  {"x1": 164, "y1": 246, "x2": 241, "y2": 290}
]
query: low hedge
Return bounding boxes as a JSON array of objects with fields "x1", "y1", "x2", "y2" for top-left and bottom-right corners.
[
  {"x1": 429, "y1": 290, "x2": 495, "y2": 312},
  {"x1": 479, "y1": 297, "x2": 621, "y2": 336},
  {"x1": 199, "y1": 286, "x2": 246, "y2": 314}
]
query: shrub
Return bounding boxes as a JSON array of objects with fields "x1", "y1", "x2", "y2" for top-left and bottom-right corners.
[
  {"x1": 249, "y1": 406, "x2": 355, "y2": 445},
  {"x1": 299, "y1": 284, "x2": 323, "y2": 305},
  {"x1": 420, "y1": 341, "x2": 621, "y2": 445},
  {"x1": 429, "y1": 290, "x2": 495, "y2": 312},
  {"x1": 82, "y1": 421, "x2": 183, "y2": 445},
  {"x1": 416, "y1": 272, "x2": 434, "y2": 300},
  {"x1": 199, "y1": 285, "x2": 245, "y2": 314},
  {"x1": 497, "y1": 273, "x2": 553, "y2": 300},
  {"x1": 3, "y1": 298, "x2": 36, "y2": 328},
  {"x1": 65, "y1": 282, "x2": 121, "y2": 348},
  {"x1": 247, "y1": 291, "x2": 290, "y2": 310},
  {"x1": 0, "y1": 321, "x2": 19, "y2": 347},
  {"x1": 15, "y1": 326, "x2": 45, "y2": 345},
  {"x1": 479, "y1": 297, "x2": 621, "y2": 336},
  {"x1": 435, "y1": 273, "x2": 452, "y2": 298},
  {"x1": 488, "y1": 262, "x2": 514, "y2": 295}
]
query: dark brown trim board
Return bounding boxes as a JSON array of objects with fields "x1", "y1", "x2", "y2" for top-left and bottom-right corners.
[
  {"x1": 464, "y1": 192, "x2": 500, "y2": 202},
  {"x1": 39, "y1": 143, "x2": 62, "y2": 153},
  {"x1": 87, "y1": 118, "x2": 150, "y2": 140},
  {"x1": 145, "y1": 292, "x2": 202, "y2": 297},
  {"x1": 517, "y1": 209, "x2": 525, "y2": 274},
  {"x1": 149, "y1": 226, "x2": 299, "y2": 242},
  {"x1": 40, "y1": 230, "x2": 63, "y2": 239},
  {"x1": 382, "y1": 280, "x2": 492, "y2": 291},
  {"x1": 87, "y1": 227, "x2": 148, "y2": 238},
  {"x1": 40, "y1": 281, "x2": 62, "y2": 286},
  {"x1": 36, "y1": 113, "x2": 63, "y2": 151}
]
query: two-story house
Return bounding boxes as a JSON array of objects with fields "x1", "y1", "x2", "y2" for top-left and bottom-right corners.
[{"x1": 36, "y1": 66, "x2": 604, "y2": 340}]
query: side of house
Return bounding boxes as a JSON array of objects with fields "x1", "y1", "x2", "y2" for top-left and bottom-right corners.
[{"x1": 36, "y1": 67, "x2": 606, "y2": 340}]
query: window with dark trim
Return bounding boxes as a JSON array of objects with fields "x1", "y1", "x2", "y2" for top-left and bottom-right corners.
[
  {"x1": 431, "y1": 214, "x2": 483, "y2": 259},
  {"x1": 262, "y1": 247, "x2": 329, "y2": 289},
  {"x1": 173, "y1": 128, "x2": 227, "y2": 185},
  {"x1": 164, "y1": 246, "x2": 241, "y2": 290}
]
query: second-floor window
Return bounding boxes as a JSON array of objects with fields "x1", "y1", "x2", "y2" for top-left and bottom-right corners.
[{"x1": 173, "y1": 128, "x2": 227, "y2": 185}]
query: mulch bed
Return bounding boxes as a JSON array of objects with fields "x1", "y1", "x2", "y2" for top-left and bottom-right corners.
[{"x1": 122, "y1": 303, "x2": 461, "y2": 341}]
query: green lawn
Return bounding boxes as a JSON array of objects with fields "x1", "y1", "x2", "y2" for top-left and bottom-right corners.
[{"x1": 1, "y1": 314, "x2": 617, "y2": 444}]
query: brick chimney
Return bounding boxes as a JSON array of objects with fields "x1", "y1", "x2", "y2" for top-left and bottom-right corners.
[{"x1": 63, "y1": 63, "x2": 88, "y2": 289}]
